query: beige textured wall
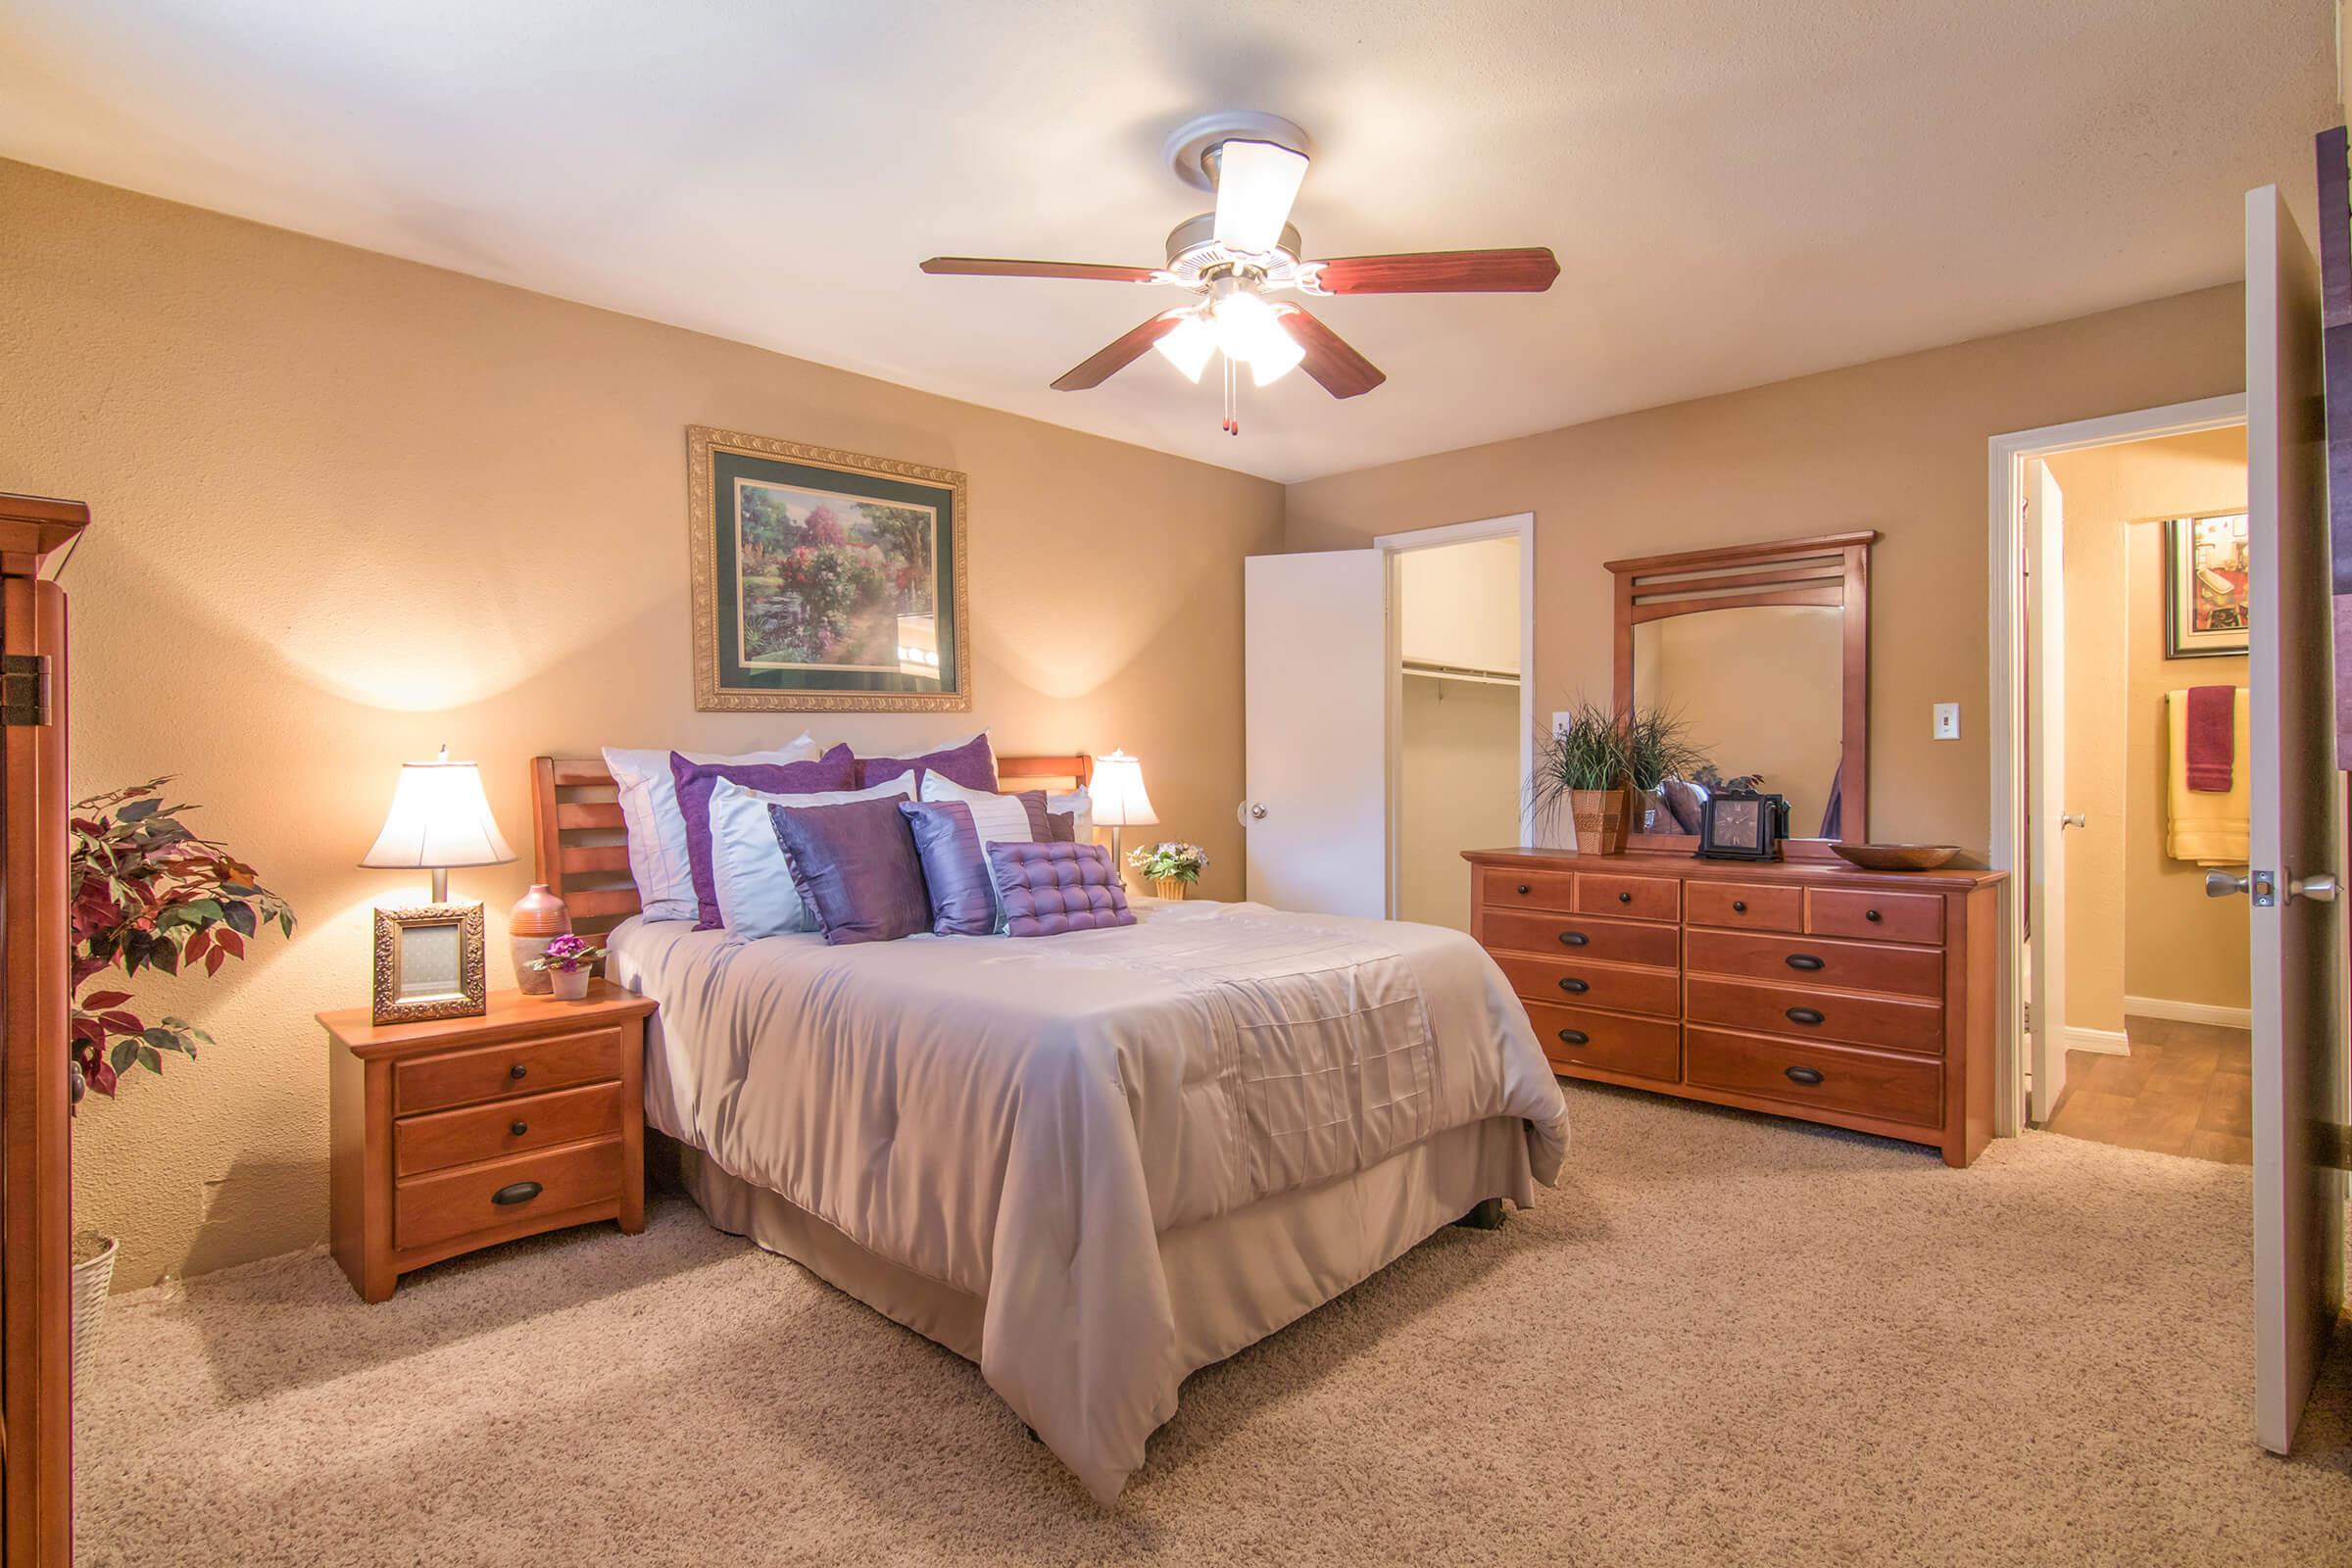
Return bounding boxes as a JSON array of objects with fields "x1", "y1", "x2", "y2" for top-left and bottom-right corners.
[
  {"x1": 1398, "y1": 677, "x2": 1520, "y2": 931},
  {"x1": 1284, "y1": 286, "x2": 2247, "y2": 859},
  {"x1": 2046, "y1": 427, "x2": 2249, "y2": 1031},
  {"x1": 0, "y1": 160, "x2": 1285, "y2": 1290}
]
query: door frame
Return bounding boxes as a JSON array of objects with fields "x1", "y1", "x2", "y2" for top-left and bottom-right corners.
[
  {"x1": 1985, "y1": 394, "x2": 2247, "y2": 1136},
  {"x1": 1375, "y1": 513, "x2": 1537, "y2": 917}
]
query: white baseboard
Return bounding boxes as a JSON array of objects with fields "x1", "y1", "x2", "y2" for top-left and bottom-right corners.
[
  {"x1": 2064, "y1": 1026, "x2": 2131, "y2": 1056},
  {"x1": 2124, "y1": 995, "x2": 2251, "y2": 1030}
]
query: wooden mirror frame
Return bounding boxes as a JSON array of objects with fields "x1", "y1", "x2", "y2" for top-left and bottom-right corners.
[{"x1": 1605, "y1": 529, "x2": 1878, "y2": 858}]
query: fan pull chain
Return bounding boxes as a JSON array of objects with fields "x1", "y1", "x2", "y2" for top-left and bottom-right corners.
[{"x1": 1222, "y1": 356, "x2": 1240, "y2": 435}]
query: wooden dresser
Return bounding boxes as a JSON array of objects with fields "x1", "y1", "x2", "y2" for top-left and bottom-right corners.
[{"x1": 1462, "y1": 849, "x2": 2005, "y2": 1166}]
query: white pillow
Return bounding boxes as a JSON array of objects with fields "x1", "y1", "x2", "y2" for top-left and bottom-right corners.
[
  {"x1": 710, "y1": 775, "x2": 916, "y2": 938},
  {"x1": 1048, "y1": 787, "x2": 1093, "y2": 844},
  {"x1": 919, "y1": 772, "x2": 1037, "y2": 931},
  {"x1": 603, "y1": 736, "x2": 814, "y2": 921}
]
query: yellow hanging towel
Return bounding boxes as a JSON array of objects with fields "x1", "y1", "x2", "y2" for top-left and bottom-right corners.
[{"x1": 2166, "y1": 686, "x2": 2249, "y2": 865}]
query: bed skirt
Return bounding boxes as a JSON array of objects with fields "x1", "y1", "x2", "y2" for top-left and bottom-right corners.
[{"x1": 662, "y1": 1115, "x2": 1537, "y2": 1388}]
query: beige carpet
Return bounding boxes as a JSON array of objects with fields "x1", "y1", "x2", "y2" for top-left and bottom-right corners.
[{"x1": 76, "y1": 1083, "x2": 2350, "y2": 1567}]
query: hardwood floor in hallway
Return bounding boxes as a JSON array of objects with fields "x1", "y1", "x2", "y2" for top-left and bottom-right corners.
[{"x1": 2045, "y1": 1015, "x2": 2254, "y2": 1163}]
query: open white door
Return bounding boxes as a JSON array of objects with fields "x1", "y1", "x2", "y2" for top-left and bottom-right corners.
[
  {"x1": 2026, "y1": 460, "x2": 2071, "y2": 1123},
  {"x1": 1243, "y1": 551, "x2": 1388, "y2": 915},
  {"x1": 2243, "y1": 182, "x2": 2345, "y2": 1455}
]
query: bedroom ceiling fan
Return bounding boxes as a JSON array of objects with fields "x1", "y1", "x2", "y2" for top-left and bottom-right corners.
[{"x1": 919, "y1": 112, "x2": 1560, "y2": 434}]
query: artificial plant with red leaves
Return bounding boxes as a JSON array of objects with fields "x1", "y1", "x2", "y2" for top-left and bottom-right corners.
[{"x1": 70, "y1": 779, "x2": 293, "y2": 1102}]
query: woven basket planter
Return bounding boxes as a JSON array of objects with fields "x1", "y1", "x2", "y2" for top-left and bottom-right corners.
[
  {"x1": 72, "y1": 1233, "x2": 117, "y2": 1387},
  {"x1": 1568, "y1": 787, "x2": 1634, "y2": 856},
  {"x1": 1150, "y1": 877, "x2": 1191, "y2": 901}
]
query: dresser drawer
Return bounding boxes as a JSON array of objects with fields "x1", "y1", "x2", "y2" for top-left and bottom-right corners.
[
  {"x1": 392, "y1": 1080, "x2": 625, "y2": 1179},
  {"x1": 391, "y1": 1025, "x2": 625, "y2": 1117},
  {"x1": 1685, "y1": 1026, "x2": 1943, "y2": 1129},
  {"x1": 1524, "y1": 1000, "x2": 1680, "y2": 1082},
  {"x1": 394, "y1": 1136, "x2": 624, "y2": 1254},
  {"x1": 1480, "y1": 866, "x2": 1578, "y2": 915},
  {"x1": 1685, "y1": 881, "x2": 1803, "y2": 933},
  {"x1": 1685, "y1": 929, "x2": 1943, "y2": 1001},
  {"x1": 1494, "y1": 953, "x2": 1681, "y2": 1017},
  {"x1": 1686, "y1": 975, "x2": 1944, "y2": 1055},
  {"x1": 1805, "y1": 887, "x2": 1944, "y2": 945},
  {"x1": 1574, "y1": 872, "x2": 1680, "y2": 922},
  {"x1": 1482, "y1": 908, "x2": 1679, "y2": 969}
]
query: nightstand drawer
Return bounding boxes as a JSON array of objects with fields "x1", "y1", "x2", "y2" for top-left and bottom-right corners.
[
  {"x1": 393, "y1": 1080, "x2": 625, "y2": 1178},
  {"x1": 391, "y1": 1025, "x2": 623, "y2": 1116},
  {"x1": 394, "y1": 1136, "x2": 623, "y2": 1254}
]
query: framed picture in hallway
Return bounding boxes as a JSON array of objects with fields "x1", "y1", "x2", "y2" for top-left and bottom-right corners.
[
  {"x1": 687, "y1": 425, "x2": 971, "y2": 711},
  {"x1": 2163, "y1": 511, "x2": 2250, "y2": 660}
]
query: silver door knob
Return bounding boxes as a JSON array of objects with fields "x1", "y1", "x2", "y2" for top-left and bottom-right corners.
[
  {"x1": 2290, "y1": 872, "x2": 2339, "y2": 903},
  {"x1": 1249, "y1": 803, "x2": 1268, "y2": 820},
  {"x1": 2205, "y1": 869, "x2": 2250, "y2": 898},
  {"x1": 1238, "y1": 801, "x2": 1268, "y2": 825},
  {"x1": 2060, "y1": 813, "x2": 2086, "y2": 830}
]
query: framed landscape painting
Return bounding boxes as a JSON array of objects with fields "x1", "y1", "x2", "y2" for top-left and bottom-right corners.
[
  {"x1": 2163, "y1": 511, "x2": 2250, "y2": 660},
  {"x1": 688, "y1": 426, "x2": 970, "y2": 711}
]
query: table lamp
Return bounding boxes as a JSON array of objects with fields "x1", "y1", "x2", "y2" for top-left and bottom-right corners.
[
  {"x1": 1090, "y1": 749, "x2": 1158, "y2": 871},
  {"x1": 361, "y1": 746, "x2": 514, "y2": 1024}
]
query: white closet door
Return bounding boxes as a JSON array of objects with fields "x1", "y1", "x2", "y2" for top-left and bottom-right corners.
[
  {"x1": 1243, "y1": 551, "x2": 1388, "y2": 916},
  {"x1": 2025, "y1": 459, "x2": 2070, "y2": 1124}
]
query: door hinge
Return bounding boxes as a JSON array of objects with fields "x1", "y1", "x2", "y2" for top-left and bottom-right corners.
[{"x1": 1, "y1": 653, "x2": 52, "y2": 726}]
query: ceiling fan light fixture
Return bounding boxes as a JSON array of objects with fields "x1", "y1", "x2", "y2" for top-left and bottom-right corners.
[
  {"x1": 1209, "y1": 288, "x2": 1287, "y2": 362},
  {"x1": 1250, "y1": 316, "x2": 1307, "y2": 385},
  {"x1": 1211, "y1": 138, "x2": 1309, "y2": 255},
  {"x1": 1152, "y1": 310, "x2": 1216, "y2": 382}
]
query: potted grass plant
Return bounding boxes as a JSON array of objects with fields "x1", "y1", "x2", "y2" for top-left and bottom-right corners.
[{"x1": 1531, "y1": 703, "x2": 1704, "y2": 854}]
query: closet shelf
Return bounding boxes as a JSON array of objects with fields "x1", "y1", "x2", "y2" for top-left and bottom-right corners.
[{"x1": 1401, "y1": 658, "x2": 1520, "y2": 687}]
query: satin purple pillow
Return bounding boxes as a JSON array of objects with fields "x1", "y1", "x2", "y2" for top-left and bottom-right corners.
[
  {"x1": 856, "y1": 732, "x2": 997, "y2": 793},
  {"x1": 899, "y1": 801, "x2": 1000, "y2": 936},
  {"x1": 670, "y1": 745, "x2": 856, "y2": 928},
  {"x1": 767, "y1": 797, "x2": 932, "y2": 946},
  {"x1": 986, "y1": 842, "x2": 1136, "y2": 937}
]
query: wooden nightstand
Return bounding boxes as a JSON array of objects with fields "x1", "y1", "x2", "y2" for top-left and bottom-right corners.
[{"x1": 321, "y1": 980, "x2": 658, "y2": 1302}]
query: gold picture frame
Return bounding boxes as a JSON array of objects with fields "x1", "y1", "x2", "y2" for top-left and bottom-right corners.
[
  {"x1": 687, "y1": 425, "x2": 973, "y2": 712},
  {"x1": 370, "y1": 903, "x2": 488, "y2": 1025}
]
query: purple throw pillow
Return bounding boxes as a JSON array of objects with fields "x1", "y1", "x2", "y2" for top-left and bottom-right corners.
[
  {"x1": 767, "y1": 798, "x2": 931, "y2": 946},
  {"x1": 985, "y1": 842, "x2": 1136, "y2": 938},
  {"x1": 671, "y1": 745, "x2": 857, "y2": 928},
  {"x1": 857, "y1": 732, "x2": 997, "y2": 793},
  {"x1": 899, "y1": 801, "x2": 1000, "y2": 936},
  {"x1": 1046, "y1": 811, "x2": 1076, "y2": 843}
]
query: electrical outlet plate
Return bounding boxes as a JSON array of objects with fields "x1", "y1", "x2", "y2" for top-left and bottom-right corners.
[{"x1": 1933, "y1": 702, "x2": 1960, "y2": 740}]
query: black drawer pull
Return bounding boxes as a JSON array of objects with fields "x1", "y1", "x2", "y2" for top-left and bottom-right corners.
[
  {"x1": 1786, "y1": 955, "x2": 1826, "y2": 971},
  {"x1": 1784, "y1": 1066, "x2": 1825, "y2": 1086},
  {"x1": 1556, "y1": 1029, "x2": 1589, "y2": 1047},
  {"x1": 1558, "y1": 931, "x2": 1590, "y2": 947},
  {"x1": 1516, "y1": 883, "x2": 1531, "y2": 896},
  {"x1": 1732, "y1": 900, "x2": 1746, "y2": 913},
  {"x1": 509, "y1": 1063, "x2": 528, "y2": 1080},
  {"x1": 1786, "y1": 1006, "x2": 1825, "y2": 1026},
  {"x1": 1865, "y1": 908, "x2": 1883, "y2": 923},
  {"x1": 510, "y1": 1120, "x2": 528, "y2": 1137},
  {"x1": 1617, "y1": 891, "x2": 1633, "y2": 904},
  {"x1": 1558, "y1": 977, "x2": 1590, "y2": 995},
  {"x1": 491, "y1": 1180, "x2": 544, "y2": 1206}
]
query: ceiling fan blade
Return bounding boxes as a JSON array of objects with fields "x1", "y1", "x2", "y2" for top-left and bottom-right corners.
[
  {"x1": 920, "y1": 257, "x2": 1161, "y2": 283},
  {"x1": 1310, "y1": 247, "x2": 1561, "y2": 295},
  {"x1": 1212, "y1": 139, "x2": 1309, "y2": 253},
  {"x1": 1277, "y1": 306, "x2": 1386, "y2": 399},
  {"x1": 1051, "y1": 311, "x2": 1192, "y2": 391}
]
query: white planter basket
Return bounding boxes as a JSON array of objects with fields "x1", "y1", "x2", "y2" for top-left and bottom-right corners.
[{"x1": 72, "y1": 1234, "x2": 117, "y2": 1387}]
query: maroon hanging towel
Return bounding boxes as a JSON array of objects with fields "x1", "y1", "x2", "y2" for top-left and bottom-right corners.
[{"x1": 2184, "y1": 685, "x2": 2235, "y2": 793}]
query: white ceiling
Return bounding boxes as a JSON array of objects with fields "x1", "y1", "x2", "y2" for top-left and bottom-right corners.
[{"x1": 0, "y1": 0, "x2": 2334, "y2": 483}]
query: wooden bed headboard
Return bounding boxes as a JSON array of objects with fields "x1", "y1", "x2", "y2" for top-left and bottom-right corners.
[{"x1": 528, "y1": 752, "x2": 1095, "y2": 936}]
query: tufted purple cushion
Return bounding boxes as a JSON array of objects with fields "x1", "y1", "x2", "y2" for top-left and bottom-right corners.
[
  {"x1": 898, "y1": 801, "x2": 1000, "y2": 936},
  {"x1": 856, "y1": 732, "x2": 997, "y2": 793},
  {"x1": 671, "y1": 745, "x2": 857, "y2": 928},
  {"x1": 768, "y1": 797, "x2": 931, "y2": 945},
  {"x1": 985, "y1": 842, "x2": 1136, "y2": 937}
]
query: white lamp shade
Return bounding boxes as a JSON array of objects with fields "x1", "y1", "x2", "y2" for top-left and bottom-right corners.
[
  {"x1": 361, "y1": 757, "x2": 515, "y2": 870},
  {"x1": 1089, "y1": 750, "x2": 1158, "y2": 828}
]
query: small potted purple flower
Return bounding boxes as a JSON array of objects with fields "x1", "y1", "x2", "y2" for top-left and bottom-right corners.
[
  {"x1": 527, "y1": 933, "x2": 605, "y2": 1002},
  {"x1": 1127, "y1": 842, "x2": 1209, "y2": 901}
]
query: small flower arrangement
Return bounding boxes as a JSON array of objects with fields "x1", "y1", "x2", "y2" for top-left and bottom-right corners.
[
  {"x1": 527, "y1": 934, "x2": 604, "y2": 974},
  {"x1": 1128, "y1": 842, "x2": 1209, "y2": 885}
]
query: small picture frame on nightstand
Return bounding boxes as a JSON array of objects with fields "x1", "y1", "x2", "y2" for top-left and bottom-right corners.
[{"x1": 371, "y1": 903, "x2": 487, "y2": 1024}]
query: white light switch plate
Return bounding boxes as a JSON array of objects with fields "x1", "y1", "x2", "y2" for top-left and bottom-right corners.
[
  {"x1": 1933, "y1": 702, "x2": 1961, "y2": 741},
  {"x1": 1552, "y1": 710, "x2": 1573, "y2": 736}
]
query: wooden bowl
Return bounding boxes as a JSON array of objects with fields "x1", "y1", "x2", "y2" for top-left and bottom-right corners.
[{"x1": 1831, "y1": 843, "x2": 1961, "y2": 873}]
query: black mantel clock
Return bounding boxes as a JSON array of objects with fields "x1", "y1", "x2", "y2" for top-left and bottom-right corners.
[{"x1": 1695, "y1": 790, "x2": 1790, "y2": 861}]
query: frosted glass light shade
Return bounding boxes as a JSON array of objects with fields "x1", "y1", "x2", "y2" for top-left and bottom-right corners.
[
  {"x1": 1250, "y1": 318, "x2": 1307, "y2": 385},
  {"x1": 1152, "y1": 312, "x2": 1216, "y2": 382},
  {"x1": 361, "y1": 756, "x2": 515, "y2": 870},
  {"x1": 1090, "y1": 750, "x2": 1158, "y2": 828},
  {"x1": 1213, "y1": 139, "x2": 1309, "y2": 255}
]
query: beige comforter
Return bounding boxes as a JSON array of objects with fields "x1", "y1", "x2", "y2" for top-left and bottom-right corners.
[{"x1": 610, "y1": 900, "x2": 1568, "y2": 1501}]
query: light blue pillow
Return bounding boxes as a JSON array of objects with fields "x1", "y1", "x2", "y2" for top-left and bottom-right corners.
[{"x1": 707, "y1": 775, "x2": 915, "y2": 937}]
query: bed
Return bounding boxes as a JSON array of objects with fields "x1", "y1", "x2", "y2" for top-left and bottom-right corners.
[{"x1": 530, "y1": 754, "x2": 1570, "y2": 1501}]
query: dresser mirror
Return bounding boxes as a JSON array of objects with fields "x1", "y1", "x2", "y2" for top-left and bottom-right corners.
[{"x1": 1606, "y1": 531, "x2": 1877, "y2": 856}]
